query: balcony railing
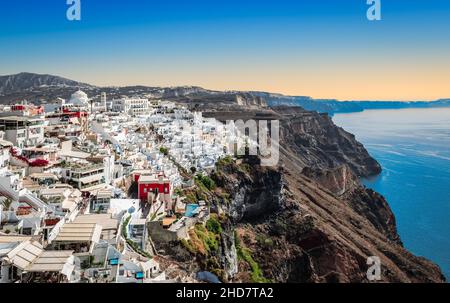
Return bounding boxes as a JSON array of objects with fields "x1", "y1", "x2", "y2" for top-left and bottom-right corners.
[{"x1": 70, "y1": 163, "x2": 104, "y2": 173}]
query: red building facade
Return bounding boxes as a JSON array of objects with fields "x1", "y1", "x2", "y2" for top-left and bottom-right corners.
[{"x1": 137, "y1": 174, "x2": 171, "y2": 202}]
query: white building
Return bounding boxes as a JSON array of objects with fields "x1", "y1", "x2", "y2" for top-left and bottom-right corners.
[
  {"x1": 103, "y1": 155, "x2": 115, "y2": 185},
  {"x1": 0, "y1": 116, "x2": 45, "y2": 148},
  {"x1": 61, "y1": 162, "x2": 106, "y2": 191},
  {"x1": 92, "y1": 92, "x2": 107, "y2": 113},
  {"x1": 112, "y1": 98, "x2": 150, "y2": 116},
  {"x1": 70, "y1": 90, "x2": 90, "y2": 108},
  {"x1": 0, "y1": 140, "x2": 12, "y2": 175}
]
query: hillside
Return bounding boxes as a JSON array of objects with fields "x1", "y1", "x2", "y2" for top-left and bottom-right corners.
[
  {"x1": 0, "y1": 72, "x2": 92, "y2": 94},
  {"x1": 161, "y1": 107, "x2": 446, "y2": 283}
]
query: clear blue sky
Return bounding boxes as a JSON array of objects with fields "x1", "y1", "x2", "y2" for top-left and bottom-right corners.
[{"x1": 1, "y1": 0, "x2": 450, "y2": 100}]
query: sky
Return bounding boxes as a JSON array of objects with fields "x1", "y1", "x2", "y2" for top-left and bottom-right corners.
[{"x1": 1, "y1": 0, "x2": 450, "y2": 101}]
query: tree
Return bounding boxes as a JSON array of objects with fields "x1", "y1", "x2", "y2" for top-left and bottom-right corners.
[
  {"x1": 159, "y1": 147, "x2": 169, "y2": 156},
  {"x1": 1, "y1": 198, "x2": 13, "y2": 211}
]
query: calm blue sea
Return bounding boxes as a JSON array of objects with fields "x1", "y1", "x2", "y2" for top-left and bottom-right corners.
[{"x1": 333, "y1": 108, "x2": 450, "y2": 281}]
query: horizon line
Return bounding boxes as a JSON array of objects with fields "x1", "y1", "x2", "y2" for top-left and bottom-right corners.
[{"x1": 3, "y1": 71, "x2": 449, "y2": 103}]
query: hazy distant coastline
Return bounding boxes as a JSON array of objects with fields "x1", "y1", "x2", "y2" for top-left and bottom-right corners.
[
  {"x1": 1, "y1": 72, "x2": 449, "y2": 115},
  {"x1": 253, "y1": 92, "x2": 450, "y2": 114}
]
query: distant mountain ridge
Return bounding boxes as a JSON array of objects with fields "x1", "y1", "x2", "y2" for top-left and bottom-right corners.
[
  {"x1": 0, "y1": 72, "x2": 449, "y2": 114},
  {"x1": 0, "y1": 73, "x2": 267, "y2": 108},
  {"x1": 0, "y1": 72, "x2": 92, "y2": 95}
]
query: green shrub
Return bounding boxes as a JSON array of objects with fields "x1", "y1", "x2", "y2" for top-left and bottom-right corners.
[
  {"x1": 238, "y1": 163, "x2": 251, "y2": 174},
  {"x1": 235, "y1": 232, "x2": 270, "y2": 283},
  {"x1": 185, "y1": 192, "x2": 197, "y2": 203},
  {"x1": 196, "y1": 174, "x2": 216, "y2": 191},
  {"x1": 159, "y1": 147, "x2": 169, "y2": 155},
  {"x1": 256, "y1": 235, "x2": 274, "y2": 248},
  {"x1": 122, "y1": 216, "x2": 152, "y2": 259},
  {"x1": 206, "y1": 216, "x2": 222, "y2": 235},
  {"x1": 180, "y1": 239, "x2": 197, "y2": 254},
  {"x1": 216, "y1": 156, "x2": 233, "y2": 168},
  {"x1": 221, "y1": 192, "x2": 230, "y2": 201},
  {"x1": 195, "y1": 224, "x2": 219, "y2": 253},
  {"x1": 1, "y1": 198, "x2": 13, "y2": 210},
  {"x1": 121, "y1": 216, "x2": 131, "y2": 238}
]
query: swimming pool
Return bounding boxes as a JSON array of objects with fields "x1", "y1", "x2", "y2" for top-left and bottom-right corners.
[{"x1": 185, "y1": 204, "x2": 200, "y2": 218}]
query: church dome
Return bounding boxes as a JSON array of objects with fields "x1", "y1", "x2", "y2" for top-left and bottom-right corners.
[{"x1": 70, "y1": 90, "x2": 90, "y2": 107}]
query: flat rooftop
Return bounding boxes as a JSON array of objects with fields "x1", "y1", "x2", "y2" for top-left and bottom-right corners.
[
  {"x1": 162, "y1": 217, "x2": 177, "y2": 227},
  {"x1": 30, "y1": 173, "x2": 58, "y2": 180},
  {"x1": 139, "y1": 175, "x2": 170, "y2": 183},
  {"x1": 23, "y1": 147, "x2": 57, "y2": 152},
  {"x1": 0, "y1": 116, "x2": 44, "y2": 122},
  {"x1": 0, "y1": 140, "x2": 13, "y2": 147},
  {"x1": 5, "y1": 240, "x2": 74, "y2": 273},
  {"x1": 0, "y1": 235, "x2": 34, "y2": 244},
  {"x1": 93, "y1": 189, "x2": 113, "y2": 199},
  {"x1": 40, "y1": 188, "x2": 70, "y2": 196},
  {"x1": 54, "y1": 222, "x2": 101, "y2": 243},
  {"x1": 26, "y1": 250, "x2": 74, "y2": 273},
  {"x1": 74, "y1": 214, "x2": 119, "y2": 231}
]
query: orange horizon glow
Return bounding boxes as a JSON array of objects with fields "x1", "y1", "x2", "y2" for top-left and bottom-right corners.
[{"x1": 70, "y1": 66, "x2": 450, "y2": 102}]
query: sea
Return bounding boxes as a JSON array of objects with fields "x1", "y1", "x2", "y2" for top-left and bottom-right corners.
[{"x1": 333, "y1": 108, "x2": 450, "y2": 281}]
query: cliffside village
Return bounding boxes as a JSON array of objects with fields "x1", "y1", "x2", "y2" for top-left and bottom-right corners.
[{"x1": 0, "y1": 91, "x2": 237, "y2": 283}]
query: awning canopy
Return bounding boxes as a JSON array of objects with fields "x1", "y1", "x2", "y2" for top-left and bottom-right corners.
[
  {"x1": 26, "y1": 251, "x2": 74, "y2": 273},
  {"x1": 54, "y1": 222, "x2": 102, "y2": 243},
  {"x1": 6, "y1": 240, "x2": 43, "y2": 271}
]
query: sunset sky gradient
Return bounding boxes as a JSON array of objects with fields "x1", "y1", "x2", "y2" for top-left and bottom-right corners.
[{"x1": 1, "y1": 0, "x2": 449, "y2": 101}]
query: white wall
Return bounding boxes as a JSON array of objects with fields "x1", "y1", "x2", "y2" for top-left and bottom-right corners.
[
  {"x1": 0, "y1": 262, "x2": 12, "y2": 283},
  {"x1": 103, "y1": 155, "x2": 115, "y2": 185}
]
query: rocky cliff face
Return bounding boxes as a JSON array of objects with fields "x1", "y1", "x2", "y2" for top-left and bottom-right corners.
[
  {"x1": 199, "y1": 106, "x2": 446, "y2": 283},
  {"x1": 273, "y1": 106, "x2": 381, "y2": 178},
  {"x1": 212, "y1": 157, "x2": 444, "y2": 283},
  {"x1": 234, "y1": 93, "x2": 267, "y2": 108},
  {"x1": 150, "y1": 104, "x2": 445, "y2": 283},
  {"x1": 301, "y1": 165, "x2": 358, "y2": 196}
]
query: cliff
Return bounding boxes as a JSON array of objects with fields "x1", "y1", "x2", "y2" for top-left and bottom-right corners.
[
  {"x1": 173, "y1": 106, "x2": 445, "y2": 283},
  {"x1": 273, "y1": 106, "x2": 381, "y2": 178},
  {"x1": 211, "y1": 157, "x2": 444, "y2": 283}
]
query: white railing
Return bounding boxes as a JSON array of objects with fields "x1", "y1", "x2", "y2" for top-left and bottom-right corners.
[
  {"x1": 48, "y1": 204, "x2": 79, "y2": 244},
  {"x1": 48, "y1": 218, "x2": 65, "y2": 244}
]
